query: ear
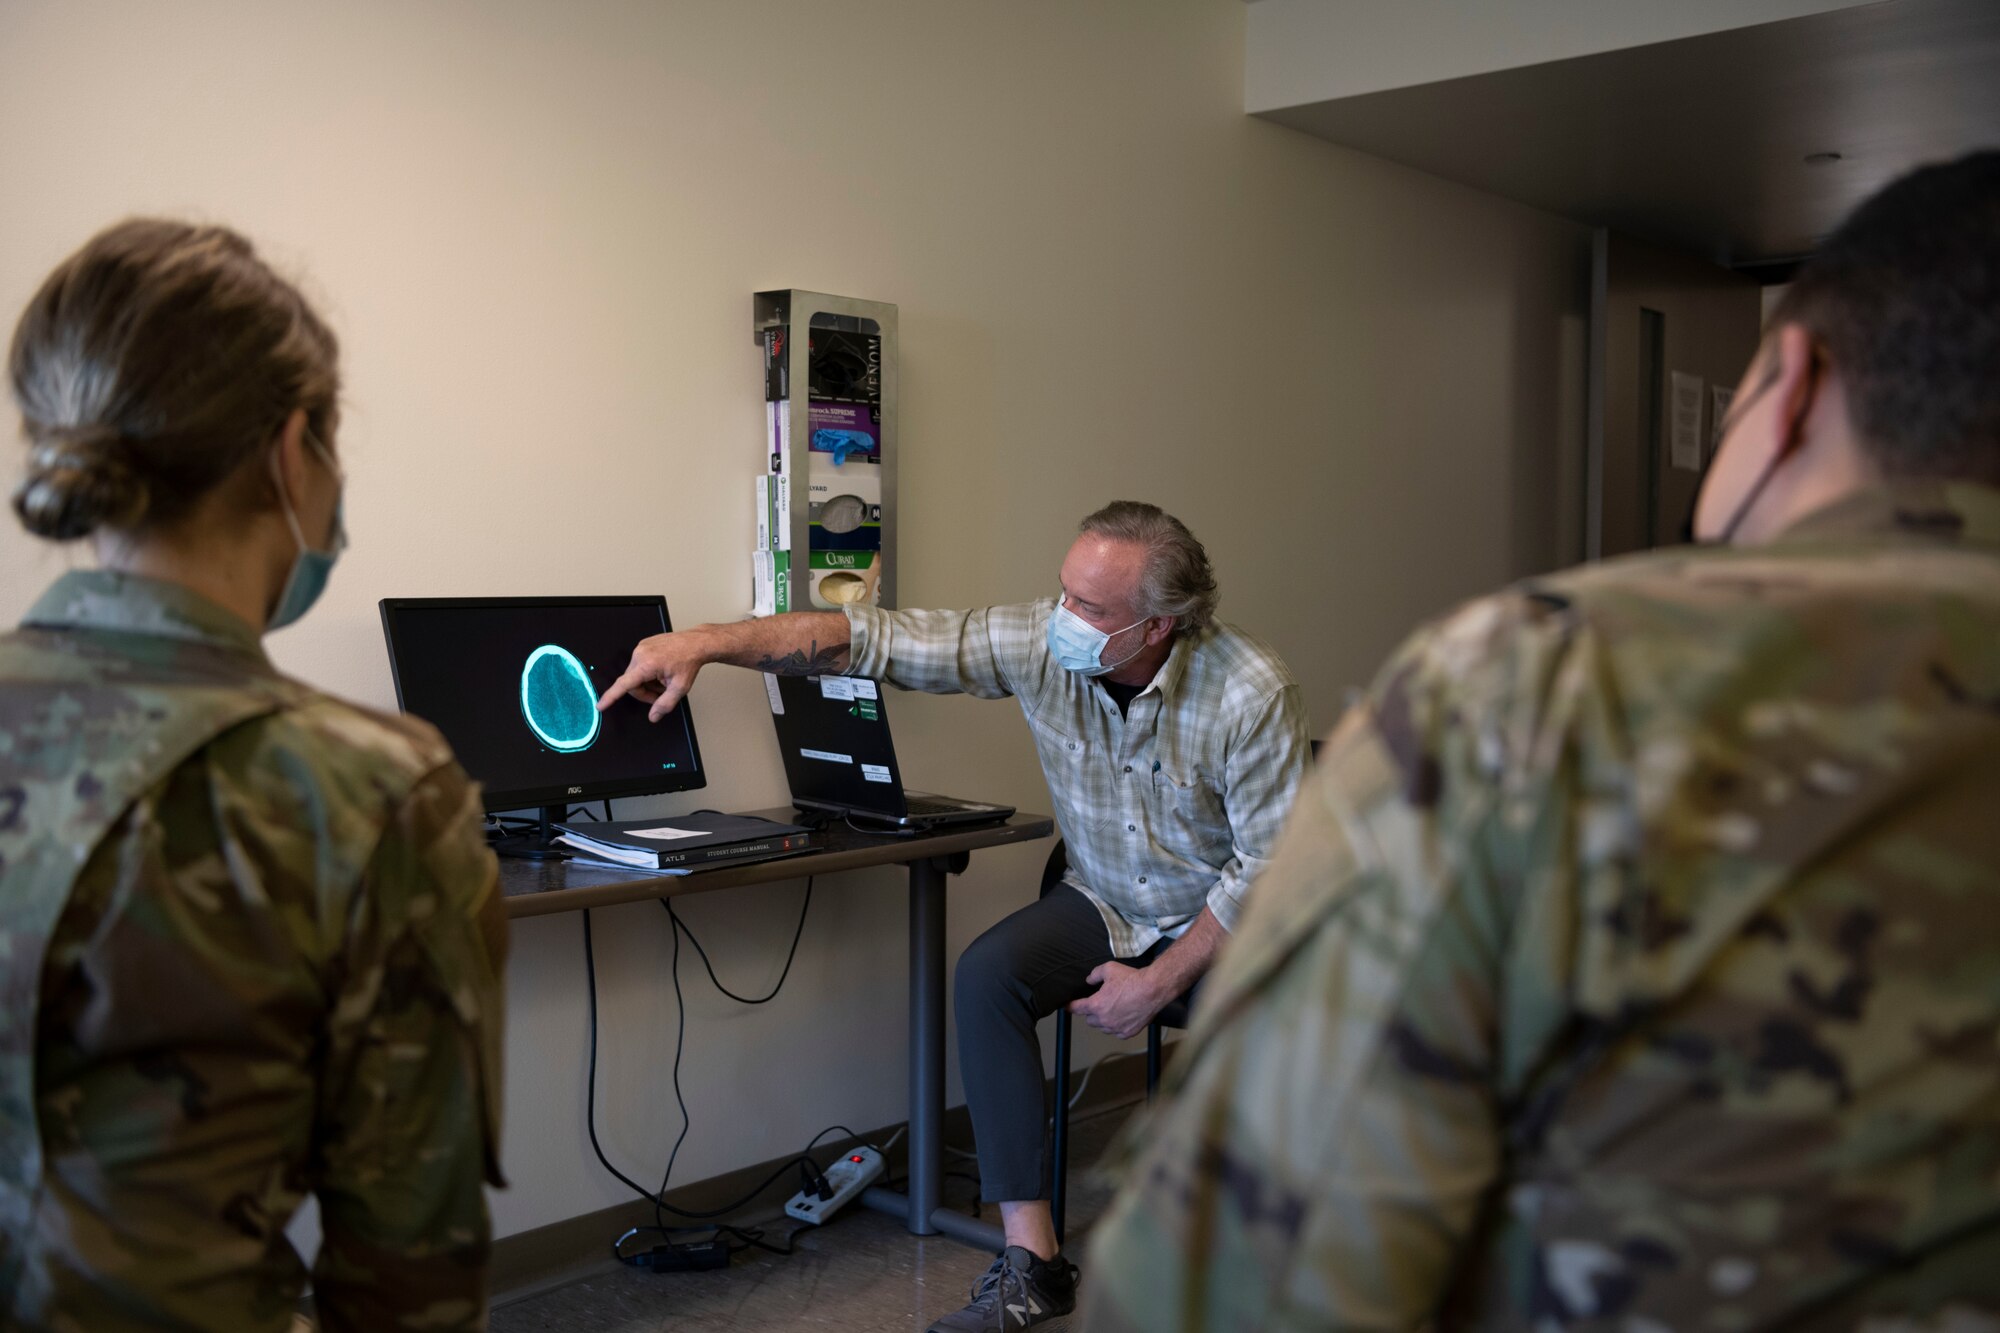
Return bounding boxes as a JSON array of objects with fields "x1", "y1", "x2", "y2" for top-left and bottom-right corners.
[
  {"x1": 268, "y1": 407, "x2": 311, "y2": 511},
  {"x1": 1144, "y1": 616, "x2": 1177, "y2": 646},
  {"x1": 1764, "y1": 323, "x2": 1821, "y2": 461}
]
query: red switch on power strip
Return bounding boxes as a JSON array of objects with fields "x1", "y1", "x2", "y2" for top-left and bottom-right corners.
[{"x1": 786, "y1": 1146, "x2": 885, "y2": 1225}]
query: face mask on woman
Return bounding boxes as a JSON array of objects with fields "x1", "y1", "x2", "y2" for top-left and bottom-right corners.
[{"x1": 268, "y1": 428, "x2": 347, "y2": 630}]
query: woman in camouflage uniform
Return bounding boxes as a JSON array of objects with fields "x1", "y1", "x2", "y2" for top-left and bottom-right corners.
[{"x1": 0, "y1": 220, "x2": 506, "y2": 1333}]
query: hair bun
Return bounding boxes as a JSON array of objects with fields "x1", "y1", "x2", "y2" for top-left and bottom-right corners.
[
  {"x1": 12, "y1": 428, "x2": 149, "y2": 540},
  {"x1": 11, "y1": 217, "x2": 339, "y2": 543}
]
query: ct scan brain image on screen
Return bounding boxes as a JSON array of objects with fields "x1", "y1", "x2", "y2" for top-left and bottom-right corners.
[
  {"x1": 521, "y1": 644, "x2": 602, "y2": 753},
  {"x1": 383, "y1": 599, "x2": 700, "y2": 808}
]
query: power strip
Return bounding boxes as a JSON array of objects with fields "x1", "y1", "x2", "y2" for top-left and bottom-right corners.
[{"x1": 784, "y1": 1146, "x2": 885, "y2": 1225}]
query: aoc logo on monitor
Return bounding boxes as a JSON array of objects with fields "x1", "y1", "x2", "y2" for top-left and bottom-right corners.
[{"x1": 520, "y1": 644, "x2": 601, "y2": 753}]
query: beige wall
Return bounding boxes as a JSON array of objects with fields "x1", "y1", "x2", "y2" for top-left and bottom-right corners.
[{"x1": 0, "y1": 0, "x2": 1586, "y2": 1241}]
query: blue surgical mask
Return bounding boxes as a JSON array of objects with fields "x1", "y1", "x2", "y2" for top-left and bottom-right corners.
[
  {"x1": 268, "y1": 429, "x2": 347, "y2": 631},
  {"x1": 1046, "y1": 598, "x2": 1147, "y2": 676}
]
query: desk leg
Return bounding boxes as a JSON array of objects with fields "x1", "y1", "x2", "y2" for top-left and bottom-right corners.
[
  {"x1": 905, "y1": 855, "x2": 947, "y2": 1235},
  {"x1": 859, "y1": 851, "x2": 1000, "y2": 1249}
]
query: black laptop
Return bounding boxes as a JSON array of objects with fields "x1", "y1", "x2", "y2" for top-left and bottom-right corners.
[{"x1": 766, "y1": 673, "x2": 1013, "y2": 829}]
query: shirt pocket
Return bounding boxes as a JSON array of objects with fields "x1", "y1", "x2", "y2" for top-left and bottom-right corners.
[
  {"x1": 1148, "y1": 762, "x2": 1228, "y2": 843},
  {"x1": 1033, "y1": 724, "x2": 1104, "y2": 829}
]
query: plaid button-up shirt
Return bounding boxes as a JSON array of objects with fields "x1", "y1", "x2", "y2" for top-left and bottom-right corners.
[{"x1": 844, "y1": 597, "x2": 1312, "y2": 954}]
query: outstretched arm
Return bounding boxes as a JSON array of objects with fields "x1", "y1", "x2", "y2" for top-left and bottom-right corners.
[{"x1": 596, "y1": 611, "x2": 852, "y2": 722}]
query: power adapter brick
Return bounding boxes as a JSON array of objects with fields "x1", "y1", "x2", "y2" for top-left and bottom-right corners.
[{"x1": 641, "y1": 1239, "x2": 731, "y2": 1272}]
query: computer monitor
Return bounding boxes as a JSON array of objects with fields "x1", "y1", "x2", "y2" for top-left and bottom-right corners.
[{"x1": 379, "y1": 595, "x2": 704, "y2": 857}]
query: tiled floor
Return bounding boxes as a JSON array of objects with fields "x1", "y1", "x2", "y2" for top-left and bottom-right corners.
[{"x1": 490, "y1": 1104, "x2": 1134, "y2": 1332}]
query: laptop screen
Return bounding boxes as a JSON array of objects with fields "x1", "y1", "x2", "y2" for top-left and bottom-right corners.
[{"x1": 766, "y1": 673, "x2": 905, "y2": 817}]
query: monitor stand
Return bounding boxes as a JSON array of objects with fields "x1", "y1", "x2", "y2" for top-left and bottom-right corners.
[{"x1": 491, "y1": 803, "x2": 568, "y2": 861}]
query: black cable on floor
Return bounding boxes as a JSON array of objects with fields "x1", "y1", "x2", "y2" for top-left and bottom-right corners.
[
  {"x1": 645, "y1": 883, "x2": 817, "y2": 1219},
  {"x1": 615, "y1": 1219, "x2": 800, "y2": 1263},
  {"x1": 580, "y1": 898, "x2": 865, "y2": 1243}
]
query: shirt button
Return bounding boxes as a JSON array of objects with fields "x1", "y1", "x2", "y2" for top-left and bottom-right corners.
[
  {"x1": 1067, "y1": 742, "x2": 1076, "y2": 751},
  {"x1": 1124, "y1": 765, "x2": 1132, "y2": 773},
  {"x1": 1127, "y1": 824, "x2": 1136, "y2": 831},
  {"x1": 1138, "y1": 876, "x2": 1148, "y2": 884}
]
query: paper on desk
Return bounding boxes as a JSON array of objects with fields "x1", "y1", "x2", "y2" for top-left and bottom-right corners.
[{"x1": 624, "y1": 825, "x2": 711, "y2": 841}]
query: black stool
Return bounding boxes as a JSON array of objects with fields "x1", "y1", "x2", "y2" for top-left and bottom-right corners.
[{"x1": 1042, "y1": 840, "x2": 1194, "y2": 1246}]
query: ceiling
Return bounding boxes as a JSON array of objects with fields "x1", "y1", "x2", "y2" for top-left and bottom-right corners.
[{"x1": 1255, "y1": 0, "x2": 2000, "y2": 269}]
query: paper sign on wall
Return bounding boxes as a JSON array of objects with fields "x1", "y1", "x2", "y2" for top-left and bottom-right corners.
[{"x1": 1670, "y1": 371, "x2": 1705, "y2": 471}]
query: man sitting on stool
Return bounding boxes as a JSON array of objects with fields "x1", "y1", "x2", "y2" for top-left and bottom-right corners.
[{"x1": 598, "y1": 500, "x2": 1311, "y2": 1332}]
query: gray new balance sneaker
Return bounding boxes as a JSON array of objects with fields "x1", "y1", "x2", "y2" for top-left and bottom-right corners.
[{"x1": 926, "y1": 1245, "x2": 1078, "y2": 1333}]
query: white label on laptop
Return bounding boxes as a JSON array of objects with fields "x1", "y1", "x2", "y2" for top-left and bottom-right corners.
[
  {"x1": 802, "y1": 748, "x2": 853, "y2": 764},
  {"x1": 819, "y1": 677, "x2": 856, "y2": 702},
  {"x1": 861, "y1": 764, "x2": 892, "y2": 783},
  {"x1": 624, "y1": 825, "x2": 709, "y2": 841},
  {"x1": 764, "y1": 673, "x2": 784, "y2": 715},
  {"x1": 851, "y1": 678, "x2": 879, "y2": 700}
]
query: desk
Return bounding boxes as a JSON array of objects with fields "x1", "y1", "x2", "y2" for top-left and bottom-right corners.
[{"x1": 499, "y1": 807, "x2": 1054, "y2": 1251}]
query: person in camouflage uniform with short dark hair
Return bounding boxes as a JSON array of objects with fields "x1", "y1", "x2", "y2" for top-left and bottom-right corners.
[
  {"x1": 1083, "y1": 154, "x2": 2000, "y2": 1330},
  {"x1": 1, "y1": 220, "x2": 505, "y2": 1332}
]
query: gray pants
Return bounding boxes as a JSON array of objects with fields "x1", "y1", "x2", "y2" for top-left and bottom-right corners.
[{"x1": 953, "y1": 882, "x2": 1167, "y2": 1204}]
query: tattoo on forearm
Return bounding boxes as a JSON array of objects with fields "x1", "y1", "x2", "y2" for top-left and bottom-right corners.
[{"x1": 755, "y1": 641, "x2": 847, "y2": 676}]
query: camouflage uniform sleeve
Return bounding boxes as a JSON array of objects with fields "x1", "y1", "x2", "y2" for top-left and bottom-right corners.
[
  {"x1": 310, "y1": 761, "x2": 507, "y2": 1333},
  {"x1": 1081, "y1": 592, "x2": 1579, "y2": 1331}
]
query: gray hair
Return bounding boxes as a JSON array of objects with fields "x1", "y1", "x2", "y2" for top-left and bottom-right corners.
[{"x1": 1078, "y1": 500, "x2": 1218, "y2": 634}]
